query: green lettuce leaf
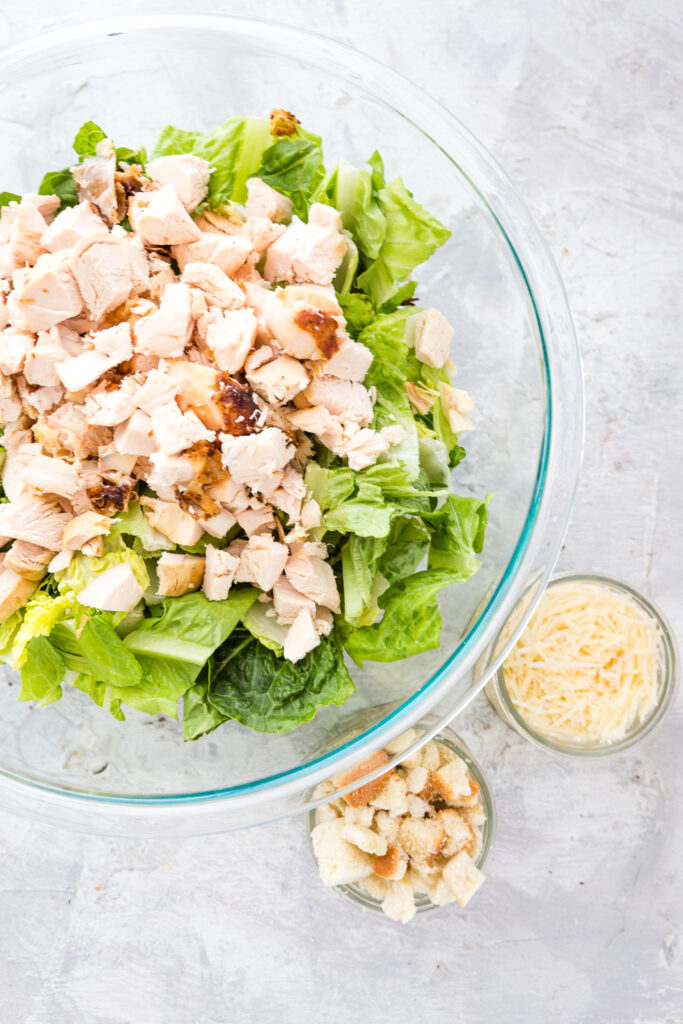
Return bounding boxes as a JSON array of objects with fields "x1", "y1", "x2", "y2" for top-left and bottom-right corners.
[
  {"x1": 0, "y1": 610, "x2": 22, "y2": 658},
  {"x1": 207, "y1": 635, "x2": 354, "y2": 733},
  {"x1": 324, "y1": 500, "x2": 395, "y2": 539},
  {"x1": 0, "y1": 192, "x2": 20, "y2": 208},
  {"x1": 38, "y1": 168, "x2": 79, "y2": 209},
  {"x1": 425, "y1": 494, "x2": 490, "y2": 577},
  {"x1": 336, "y1": 292, "x2": 376, "y2": 335},
  {"x1": 109, "y1": 501, "x2": 175, "y2": 553},
  {"x1": 77, "y1": 614, "x2": 143, "y2": 687},
  {"x1": 19, "y1": 636, "x2": 64, "y2": 706},
  {"x1": 73, "y1": 120, "x2": 107, "y2": 157},
  {"x1": 243, "y1": 600, "x2": 288, "y2": 655},
  {"x1": 341, "y1": 535, "x2": 387, "y2": 626},
  {"x1": 70, "y1": 673, "x2": 124, "y2": 721},
  {"x1": 11, "y1": 593, "x2": 72, "y2": 668},
  {"x1": 57, "y1": 548, "x2": 150, "y2": 601},
  {"x1": 183, "y1": 678, "x2": 228, "y2": 741},
  {"x1": 321, "y1": 160, "x2": 386, "y2": 259},
  {"x1": 255, "y1": 131, "x2": 325, "y2": 220},
  {"x1": 378, "y1": 516, "x2": 431, "y2": 585}
]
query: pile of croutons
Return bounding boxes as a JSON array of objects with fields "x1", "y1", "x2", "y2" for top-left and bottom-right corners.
[{"x1": 311, "y1": 729, "x2": 487, "y2": 923}]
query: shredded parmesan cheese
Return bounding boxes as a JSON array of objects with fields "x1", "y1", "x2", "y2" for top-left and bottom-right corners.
[{"x1": 501, "y1": 581, "x2": 660, "y2": 745}]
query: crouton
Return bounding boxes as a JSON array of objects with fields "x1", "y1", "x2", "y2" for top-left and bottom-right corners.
[
  {"x1": 343, "y1": 804, "x2": 375, "y2": 828},
  {"x1": 333, "y1": 749, "x2": 391, "y2": 807},
  {"x1": 442, "y1": 850, "x2": 485, "y2": 907},
  {"x1": 369, "y1": 773, "x2": 409, "y2": 816},
  {"x1": 384, "y1": 728, "x2": 418, "y2": 756},
  {"x1": 373, "y1": 845, "x2": 407, "y2": 881},
  {"x1": 461, "y1": 801, "x2": 487, "y2": 830},
  {"x1": 358, "y1": 875, "x2": 391, "y2": 900},
  {"x1": 435, "y1": 808, "x2": 475, "y2": 857},
  {"x1": 430, "y1": 757, "x2": 474, "y2": 805},
  {"x1": 453, "y1": 778, "x2": 481, "y2": 809},
  {"x1": 373, "y1": 810, "x2": 400, "y2": 845},
  {"x1": 341, "y1": 824, "x2": 387, "y2": 856},
  {"x1": 406, "y1": 794, "x2": 431, "y2": 819},
  {"x1": 311, "y1": 819, "x2": 374, "y2": 886},
  {"x1": 399, "y1": 817, "x2": 448, "y2": 866},
  {"x1": 381, "y1": 879, "x2": 416, "y2": 924},
  {"x1": 316, "y1": 802, "x2": 342, "y2": 824},
  {"x1": 405, "y1": 765, "x2": 429, "y2": 794},
  {"x1": 312, "y1": 779, "x2": 336, "y2": 800},
  {"x1": 469, "y1": 827, "x2": 484, "y2": 862},
  {"x1": 426, "y1": 874, "x2": 458, "y2": 907},
  {"x1": 419, "y1": 740, "x2": 442, "y2": 772}
]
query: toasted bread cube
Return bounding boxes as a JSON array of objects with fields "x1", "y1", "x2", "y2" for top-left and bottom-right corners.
[
  {"x1": 462, "y1": 800, "x2": 487, "y2": 830},
  {"x1": 358, "y1": 874, "x2": 391, "y2": 900},
  {"x1": 384, "y1": 728, "x2": 418, "y2": 756},
  {"x1": 404, "y1": 866, "x2": 430, "y2": 894},
  {"x1": 399, "y1": 817, "x2": 448, "y2": 866},
  {"x1": 442, "y1": 850, "x2": 485, "y2": 907},
  {"x1": 373, "y1": 845, "x2": 408, "y2": 881},
  {"x1": 343, "y1": 804, "x2": 375, "y2": 828},
  {"x1": 431, "y1": 758, "x2": 474, "y2": 805},
  {"x1": 341, "y1": 823, "x2": 387, "y2": 856},
  {"x1": 374, "y1": 810, "x2": 400, "y2": 845},
  {"x1": 420, "y1": 740, "x2": 441, "y2": 772},
  {"x1": 404, "y1": 765, "x2": 429, "y2": 794},
  {"x1": 316, "y1": 801, "x2": 342, "y2": 824},
  {"x1": 436, "y1": 808, "x2": 474, "y2": 857},
  {"x1": 469, "y1": 825, "x2": 484, "y2": 862},
  {"x1": 369, "y1": 773, "x2": 409, "y2": 815},
  {"x1": 406, "y1": 794, "x2": 431, "y2": 819},
  {"x1": 381, "y1": 879, "x2": 416, "y2": 924},
  {"x1": 436, "y1": 740, "x2": 459, "y2": 764},
  {"x1": 426, "y1": 873, "x2": 458, "y2": 907},
  {"x1": 312, "y1": 779, "x2": 336, "y2": 799},
  {"x1": 333, "y1": 750, "x2": 391, "y2": 807},
  {"x1": 398, "y1": 748, "x2": 424, "y2": 770},
  {"x1": 311, "y1": 819, "x2": 374, "y2": 886},
  {"x1": 453, "y1": 778, "x2": 481, "y2": 809}
]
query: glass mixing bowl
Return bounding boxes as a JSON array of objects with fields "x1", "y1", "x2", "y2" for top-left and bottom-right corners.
[{"x1": 0, "y1": 15, "x2": 583, "y2": 836}]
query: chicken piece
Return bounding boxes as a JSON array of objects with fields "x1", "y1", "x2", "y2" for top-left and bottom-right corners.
[
  {"x1": 133, "y1": 282, "x2": 192, "y2": 359},
  {"x1": 413, "y1": 308, "x2": 453, "y2": 369},
  {"x1": 55, "y1": 322, "x2": 132, "y2": 393},
  {"x1": 207, "y1": 477, "x2": 250, "y2": 514},
  {"x1": 140, "y1": 496, "x2": 203, "y2": 546},
  {"x1": 4, "y1": 540, "x2": 54, "y2": 581},
  {"x1": 71, "y1": 234, "x2": 149, "y2": 321},
  {"x1": 20, "y1": 453, "x2": 81, "y2": 498},
  {"x1": 438, "y1": 383, "x2": 474, "y2": 433},
  {"x1": 284, "y1": 552, "x2": 340, "y2": 612},
  {"x1": 300, "y1": 499, "x2": 321, "y2": 530},
  {"x1": 145, "y1": 154, "x2": 211, "y2": 212},
  {"x1": 2, "y1": 443, "x2": 40, "y2": 501},
  {"x1": 264, "y1": 204, "x2": 346, "y2": 286},
  {"x1": 173, "y1": 233, "x2": 254, "y2": 275},
  {"x1": 156, "y1": 552, "x2": 206, "y2": 597},
  {"x1": 0, "y1": 569, "x2": 37, "y2": 622},
  {"x1": 134, "y1": 366, "x2": 178, "y2": 413},
  {"x1": 165, "y1": 360, "x2": 261, "y2": 435},
  {"x1": 47, "y1": 550, "x2": 72, "y2": 573},
  {"x1": 145, "y1": 450, "x2": 195, "y2": 496},
  {"x1": 201, "y1": 308, "x2": 257, "y2": 374},
  {"x1": 245, "y1": 178, "x2": 293, "y2": 223},
  {"x1": 62, "y1": 510, "x2": 111, "y2": 551},
  {"x1": 0, "y1": 328, "x2": 33, "y2": 376},
  {"x1": 45, "y1": 403, "x2": 112, "y2": 459},
  {"x1": 23, "y1": 329, "x2": 71, "y2": 387},
  {"x1": 283, "y1": 607, "x2": 320, "y2": 662},
  {"x1": 220, "y1": 427, "x2": 294, "y2": 498},
  {"x1": 203, "y1": 546, "x2": 239, "y2": 601},
  {"x1": 0, "y1": 493, "x2": 71, "y2": 549},
  {"x1": 128, "y1": 186, "x2": 201, "y2": 246},
  {"x1": 97, "y1": 444, "x2": 136, "y2": 477},
  {"x1": 41, "y1": 201, "x2": 108, "y2": 253},
  {"x1": 246, "y1": 354, "x2": 308, "y2": 406},
  {"x1": 198, "y1": 508, "x2": 236, "y2": 539},
  {"x1": 286, "y1": 405, "x2": 343, "y2": 449},
  {"x1": 71, "y1": 149, "x2": 117, "y2": 224},
  {"x1": 271, "y1": 466, "x2": 306, "y2": 523},
  {"x1": 11, "y1": 251, "x2": 84, "y2": 331},
  {"x1": 234, "y1": 506, "x2": 275, "y2": 537},
  {"x1": 23, "y1": 193, "x2": 61, "y2": 222},
  {"x1": 113, "y1": 409, "x2": 156, "y2": 457},
  {"x1": 181, "y1": 261, "x2": 245, "y2": 310},
  {"x1": 78, "y1": 563, "x2": 143, "y2": 612},
  {"x1": 319, "y1": 337, "x2": 373, "y2": 382},
  {"x1": 150, "y1": 400, "x2": 215, "y2": 455},
  {"x1": 244, "y1": 282, "x2": 344, "y2": 361},
  {"x1": 237, "y1": 534, "x2": 288, "y2": 593},
  {"x1": 338, "y1": 425, "x2": 405, "y2": 471},
  {"x1": 239, "y1": 217, "x2": 286, "y2": 256},
  {"x1": 0, "y1": 376, "x2": 21, "y2": 421},
  {"x1": 84, "y1": 376, "x2": 140, "y2": 427},
  {"x1": 6, "y1": 200, "x2": 48, "y2": 268},
  {"x1": 244, "y1": 344, "x2": 278, "y2": 375},
  {"x1": 305, "y1": 377, "x2": 373, "y2": 426},
  {"x1": 272, "y1": 576, "x2": 315, "y2": 624}
]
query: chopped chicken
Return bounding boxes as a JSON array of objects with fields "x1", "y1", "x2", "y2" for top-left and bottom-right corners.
[
  {"x1": 11, "y1": 251, "x2": 84, "y2": 331},
  {"x1": 235, "y1": 506, "x2": 275, "y2": 536},
  {"x1": 48, "y1": 550, "x2": 73, "y2": 573},
  {"x1": 114, "y1": 409, "x2": 156, "y2": 456},
  {"x1": 283, "y1": 607, "x2": 320, "y2": 662},
  {"x1": 23, "y1": 193, "x2": 61, "y2": 222},
  {"x1": 71, "y1": 234, "x2": 149, "y2": 321},
  {"x1": 247, "y1": 354, "x2": 308, "y2": 405},
  {"x1": 71, "y1": 150, "x2": 118, "y2": 223},
  {"x1": 239, "y1": 217, "x2": 285, "y2": 255},
  {"x1": 438, "y1": 383, "x2": 474, "y2": 433},
  {"x1": 21, "y1": 453, "x2": 81, "y2": 498},
  {"x1": 156, "y1": 552, "x2": 206, "y2": 597},
  {"x1": 46, "y1": 403, "x2": 112, "y2": 459},
  {"x1": 4, "y1": 540, "x2": 54, "y2": 581},
  {"x1": 237, "y1": 534, "x2": 288, "y2": 592},
  {"x1": 203, "y1": 546, "x2": 239, "y2": 601},
  {"x1": 286, "y1": 405, "x2": 344, "y2": 450},
  {"x1": 203, "y1": 308, "x2": 258, "y2": 373},
  {"x1": 181, "y1": 261, "x2": 245, "y2": 310},
  {"x1": 56, "y1": 322, "x2": 133, "y2": 393},
  {"x1": 2, "y1": 443, "x2": 40, "y2": 501},
  {"x1": 413, "y1": 308, "x2": 453, "y2": 369},
  {"x1": 199, "y1": 508, "x2": 236, "y2": 539},
  {"x1": 140, "y1": 496, "x2": 203, "y2": 546},
  {"x1": 285, "y1": 553, "x2": 340, "y2": 612},
  {"x1": 41, "y1": 201, "x2": 108, "y2": 253},
  {"x1": 0, "y1": 328, "x2": 33, "y2": 375},
  {"x1": 165, "y1": 360, "x2": 260, "y2": 434},
  {"x1": 0, "y1": 493, "x2": 71, "y2": 549},
  {"x1": 273, "y1": 576, "x2": 315, "y2": 624},
  {"x1": 134, "y1": 366, "x2": 178, "y2": 413},
  {"x1": 151, "y1": 401, "x2": 215, "y2": 454},
  {"x1": 145, "y1": 154, "x2": 212, "y2": 212},
  {"x1": 128, "y1": 186, "x2": 202, "y2": 246},
  {"x1": 133, "y1": 282, "x2": 193, "y2": 358},
  {"x1": 146, "y1": 450, "x2": 195, "y2": 493},
  {"x1": 264, "y1": 204, "x2": 346, "y2": 286},
  {"x1": 245, "y1": 178, "x2": 293, "y2": 223},
  {"x1": 319, "y1": 337, "x2": 374, "y2": 382},
  {"x1": 6, "y1": 200, "x2": 48, "y2": 268},
  {"x1": 0, "y1": 569, "x2": 37, "y2": 622},
  {"x1": 62, "y1": 511, "x2": 111, "y2": 551},
  {"x1": 271, "y1": 466, "x2": 306, "y2": 522},
  {"x1": 244, "y1": 282, "x2": 344, "y2": 360},
  {"x1": 300, "y1": 499, "x2": 321, "y2": 529},
  {"x1": 23, "y1": 329, "x2": 70, "y2": 387},
  {"x1": 77, "y1": 563, "x2": 143, "y2": 612},
  {"x1": 173, "y1": 233, "x2": 254, "y2": 276},
  {"x1": 339, "y1": 425, "x2": 405, "y2": 471},
  {"x1": 220, "y1": 427, "x2": 294, "y2": 498},
  {"x1": 84, "y1": 376, "x2": 140, "y2": 426},
  {"x1": 305, "y1": 377, "x2": 374, "y2": 426}
]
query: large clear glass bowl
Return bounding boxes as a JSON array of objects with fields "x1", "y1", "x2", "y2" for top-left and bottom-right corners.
[{"x1": 0, "y1": 15, "x2": 583, "y2": 836}]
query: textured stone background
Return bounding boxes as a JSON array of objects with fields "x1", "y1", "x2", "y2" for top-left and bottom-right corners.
[{"x1": 0, "y1": 2, "x2": 682, "y2": 1022}]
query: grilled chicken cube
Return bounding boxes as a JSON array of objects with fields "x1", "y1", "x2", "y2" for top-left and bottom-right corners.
[
  {"x1": 114, "y1": 409, "x2": 156, "y2": 457},
  {"x1": 140, "y1": 496, "x2": 203, "y2": 547},
  {"x1": 173, "y1": 233, "x2": 254, "y2": 276},
  {"x1": 203, "y1": 546, "x2": 239, "y2": 601},
  {"x1": 220, "y1": 427, "x2": 294, "y2": 499},
  {"x1": 181, "y1": 261, "x2": 245, "y2": 310},
  {"x1": 413, "y1": 308, "x2": 453, "y2": 369},
  {"x1": 283, "y1": 607, "x2": 320, "y2": 662},
  {"x1": 71, "y1": 149, "x2": 117, "y2": 224},
  {"x1": 0, "y1": 493, "x2": 71, "y2": 550},
  {"x1": 62, "y1": 511, "x2": 111, "y2": 551},
  {"x1": 71, "y1": 234, "x2": 149, "y2": 321},
  {"x1": 128, "y1": 186, "x2": 202, "y2": 246},
  {"x1": 244, "y1": 282, "x2": 344, "y2": 361},
  {"x1": 41, "y1": 201, "x2": 108, "y2": 253},
  {"x1": 145, "y1": 154, "x2": 211, "y2": 212},
  {"x1": 284, "y1": 552, "x2": 340, "y2": 613},
  {"x1": 156, "y1": 552, "x2": 206, "y2": 597},
  {"x1": 151, "y1": 401, "x2": 215, "y2": 455},
  {"x1": 20, "y1": 453, "x2": 81, "y2": 498},
  {"x1": 237, "y1": 534, "x2": 289, "y2": 593},
  {"x1": 3, "y1": 540, "x2": 54, "y2": 581},
  {"x1": 247, "y1": 354, "x2": 308, "y2": 405},
  {"x1": 11, "y1": 250, "x2": 84, "y2": 331},
  {"x1": 133, "y1": 282, "x2": 193, "y2": 359},
  {"x1": 203, "y1": 308, "x2": 258, "y2": 374},
  {"x1": 264, "y1": 204, "x2": 346, "y2": 286},
  {"x1": 77, "y1": 563, "x2": 143, "y2": 612},
  {"x1": 245, "y1": 178, "x2": 293, "y2": 224},
  {"x1": 0, "y1": 569, "x2": 37, "y2": 622},
  {"x1": 305, "y1": 377, "x2": 373, "y2": 426}
]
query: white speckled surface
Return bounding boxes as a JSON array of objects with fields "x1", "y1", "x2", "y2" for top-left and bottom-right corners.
[{"x1": 1, "y1": 2, "x2": 682, "y2": 1022}]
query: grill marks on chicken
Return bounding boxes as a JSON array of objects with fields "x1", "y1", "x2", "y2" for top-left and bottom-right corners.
[
  {"x1": 293, "y1": 309, "x2": 340, "y2": 359},
  {"x1": 215, "y1": 374, "x2": 262, "y2": 435}
]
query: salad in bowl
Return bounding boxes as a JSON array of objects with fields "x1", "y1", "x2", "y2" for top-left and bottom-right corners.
[{"x1": 0, "y1": 109, "x2": 488, "y2": 741}]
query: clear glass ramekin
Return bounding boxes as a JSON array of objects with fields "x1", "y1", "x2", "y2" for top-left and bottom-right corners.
[
  {"x1": 306, "y1": 720, "x2": 495, "y2": 920},
  {"x1": 0, "y1": 15, "x2": 583, "y2": 835},
  {"x1": 485, "y1": 572, "x2": 679, "y2": 758}
]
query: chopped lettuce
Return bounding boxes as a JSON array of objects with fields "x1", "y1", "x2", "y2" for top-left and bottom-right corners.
[
  {"x1": 243, "y1": 600, "x2": 289, "y2": 655},
  {"x1": 109, "y1": 501, "x2": 175, "y2": 554},
  {"x1": 183, "y1": 678, "x2": 228, "y2": 741},
  {"x1": 20, "y1": 636, "x2": 64, "y2": 707},
  {"x1": 72, "y1": 120, "x2": 107, "y2": 157},
  {"x1": 0, "y1": 192, "x2": 21, "y2": 208},
  {"x1": 11, "y1": 593, "x2": 73, "y2": 668},
  {"x1": 255, "y1": 131, "x2": 325, "y2": 220}
]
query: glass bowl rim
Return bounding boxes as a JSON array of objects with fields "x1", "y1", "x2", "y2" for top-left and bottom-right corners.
[
  {"x1": 0, "y1": 14, "x2": 582, "y2": 811},
  {"x1": 305, "y1": 724, "x2": 496, "y2": 919},
  {"x1": 492, "y1": 570, "x2": 680, "y2": 758}
]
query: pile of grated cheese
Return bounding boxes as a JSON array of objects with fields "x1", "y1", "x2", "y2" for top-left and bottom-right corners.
[{"x1": 501, "y1": 580, "x2": 660, "y2": 745}]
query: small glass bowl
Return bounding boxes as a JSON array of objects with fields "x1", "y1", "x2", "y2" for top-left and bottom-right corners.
[
  {"x1": 306, "y1": 723, "x2": 496, "y2": 919},
  {"x1": 485, "y1": 572, "x2": 679, "y2": 758}
]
